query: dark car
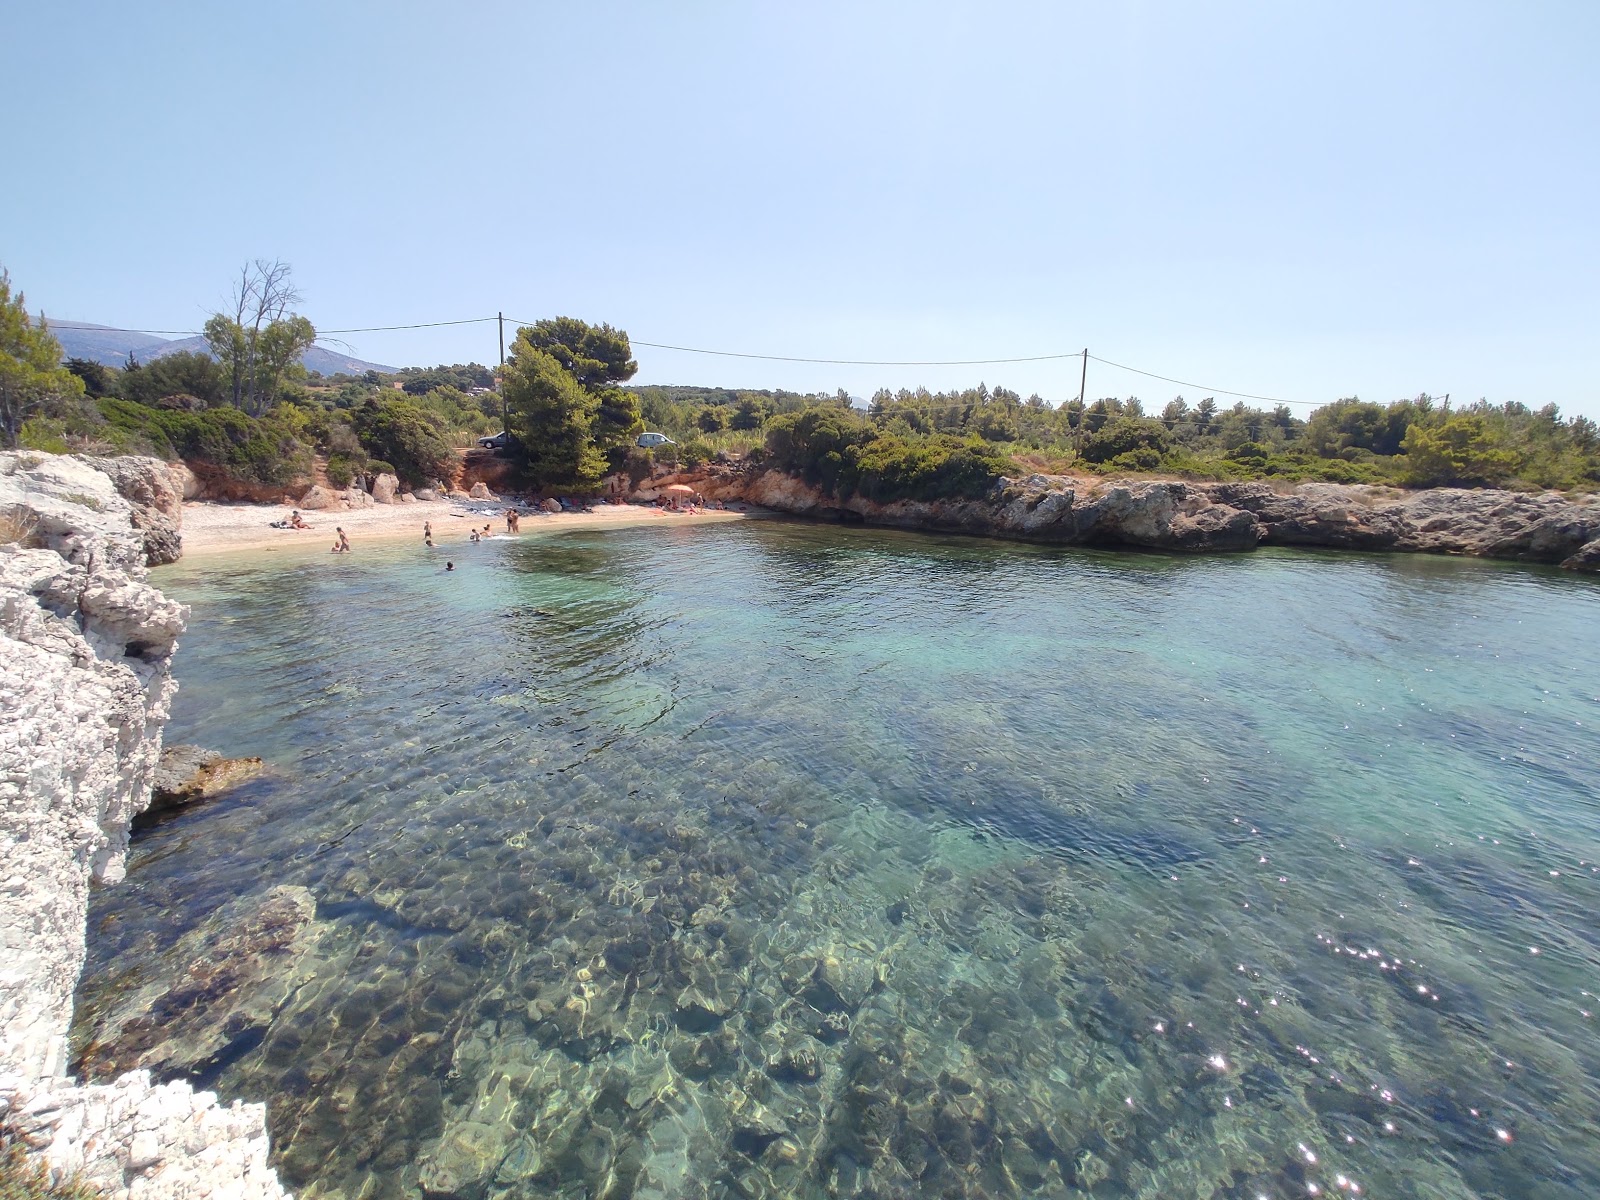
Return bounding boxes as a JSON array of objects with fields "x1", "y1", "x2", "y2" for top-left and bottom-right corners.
[{"x1": 477, "y1": 431, "x2": 510, "y2": 450}]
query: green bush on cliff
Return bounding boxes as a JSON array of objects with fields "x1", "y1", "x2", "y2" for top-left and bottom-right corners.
[{"x1": 852, "y1": 434, "x2": 1015, "y2": 502}]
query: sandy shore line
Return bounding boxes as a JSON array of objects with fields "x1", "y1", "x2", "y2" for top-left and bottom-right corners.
[{"x1": 176, "y1": 498, "x2": 754, "y2": 559}]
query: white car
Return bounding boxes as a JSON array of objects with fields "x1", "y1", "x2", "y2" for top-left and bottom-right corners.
[{"x1": 636, "y1": 432, "x2": 676, "y2": 448}]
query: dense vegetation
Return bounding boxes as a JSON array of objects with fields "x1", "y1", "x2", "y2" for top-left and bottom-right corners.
[
  {"x1": 620, "y1": 379, "x2": 1600, "y2": 500},
  {"x1": 4, "y1": 261, "x2": 1597, "y2": 498}
]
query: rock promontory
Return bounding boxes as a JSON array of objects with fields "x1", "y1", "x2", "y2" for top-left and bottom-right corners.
[
  {"x1": 0, "y1": 451, "x2": 289, "y2": 1199},
  {"x1": 676, "y1": 463, "x2": 1600, "y2": 570}
]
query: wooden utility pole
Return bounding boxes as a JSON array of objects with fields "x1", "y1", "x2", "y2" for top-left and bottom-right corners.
[
  {"x1": 498, "y1": 312, "x2": 507, "y2": 434},
  {"x1": 1078, "y1": 348, "x2": 1088, "y2": 406}
]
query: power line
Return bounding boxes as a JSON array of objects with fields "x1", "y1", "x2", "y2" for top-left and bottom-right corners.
[
  {"x1": 50, "y1": 313, "x2": 1416, "y2": 409},
  {"x1": 1087, "y1": 354, "x2": 1313, "y2": 408},
  {"x1": 47, "y1": 317, "x2": 499, "y2": 337},
  {"x1": 631, "y1": 340, "x2": 1084, "y2": 368}
]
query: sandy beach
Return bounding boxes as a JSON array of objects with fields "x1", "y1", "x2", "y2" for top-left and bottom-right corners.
[{"x1": 176, "y1": 497, "x2": 753, "y2": 559}]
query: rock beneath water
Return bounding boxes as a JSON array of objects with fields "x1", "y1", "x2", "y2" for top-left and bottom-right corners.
[
  {"x1": 782, "y1": 949, "x2": 881, "y2": 1014},
  {"x1": 765, "y1": 1042, "x2": 823, "y2": 1085},
  {"x1": 74, "y1": 885, "x2": 321, "y2": 1081},
  {"x1": 149, "y1": 744, "x2": 265, "y2": 811},
  {"x1": 468, "y1": 481, "x2": 497, "y2": 500},
  {"x1": 370, "y1": 472, "x2": 399, "y2": 503},
  {"x1": 418, "y1": 1118, "x2": 503, "y2": 1199}
]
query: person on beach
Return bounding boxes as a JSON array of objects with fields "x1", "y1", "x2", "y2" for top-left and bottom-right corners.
[
  {"x1": 290, "y1": 510, "x2": 309, "y2": 529},
  {"x1": 423, "y1": 521, "x2": 433, "y2": 541}
]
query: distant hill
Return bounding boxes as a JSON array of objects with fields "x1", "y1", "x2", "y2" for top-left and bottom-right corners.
[{"x1": 49, "y1": 321, "x2": 396, "y2": 377}]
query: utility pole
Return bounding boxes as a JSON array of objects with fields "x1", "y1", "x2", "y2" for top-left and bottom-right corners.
[
  {"x1": 498, "y1": 312, "x2": 507, "y2": 435},
  {"x1": 1078, "y1": 348, "x2": 1088, "y2": 407}
]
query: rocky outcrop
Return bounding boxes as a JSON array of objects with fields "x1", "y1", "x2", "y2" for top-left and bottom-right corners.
[
  {"x1": 468, "y1": 481, "x2": 497, "y2": 500},
  {"x1": 370, "y1": 472, "x2": 399, "y2": 504},
  {"x1": 692, "y1": 464, "x2": 1600, "y2": 569},
  {"x1": 295, "y1": 485, "x2": 341, "y2": 511},
  {"x1": 79, "y1": 456, "x2": 186, "y2": 566},
  {"x1": 0, "y1": 452, "x2": 289, "y2": 1198},
  {"x1": 149, "y1": 745, "x2": 265, "y2": 813}
]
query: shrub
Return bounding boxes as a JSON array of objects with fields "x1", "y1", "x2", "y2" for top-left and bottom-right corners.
[
  {"x1": 350, "y1": 398, "x2": 458, "y2": 485},
  {"x1": 851, "y1": 434, "x2": 1015, "y2": 502},
  {"x1": 96, "y1": 397, "x2": 312, "y2": 487},
  {"x1": 1080, "y1": 418, "x2": 1172, "y2": 464},
  {"x1": 325, "y1": 453, "x2": 364, "y2": 488},
  {"x1": 367, "y1": 460, "x2": 397, "y2": 477}
]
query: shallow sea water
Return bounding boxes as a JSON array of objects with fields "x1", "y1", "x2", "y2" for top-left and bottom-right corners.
[{"x1": 74, "y1": 520, "x2": 1600, "y2": 1200}]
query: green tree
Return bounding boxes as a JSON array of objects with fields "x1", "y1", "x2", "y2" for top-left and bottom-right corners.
[
  {"x1": 1401, "y1": 413, "x2": 1520, "y2": 487},
  {"x1": 502, "y1": 342, "x2": 605, "y2": 488},
  {"x1": 65, "y1": 357, "x2": 117, "y2": 398},
  {"x1": 0, "y1": 270, "x2": 87, "y2": 447},
  {"x1": 501, "y1": 318, "x2": 642, "y2": 489},
  {"x1": 514, "y1": 317, "x2": 638, "y2": 390},
  {"x1": 119, "y1": 350, "x2": 226, "y2": 408},
  {"x1": 203, "y1": 260, "x2": 317, "y2": 415}
]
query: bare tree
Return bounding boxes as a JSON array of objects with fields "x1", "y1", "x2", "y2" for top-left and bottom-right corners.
[{"x1": 205, "y1": 260, "x2": 312, "y2": 414}]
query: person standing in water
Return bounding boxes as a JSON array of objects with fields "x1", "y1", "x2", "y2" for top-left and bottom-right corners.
[{"x1": 423, "y1": 521, "x2": 433, "y2": 541}]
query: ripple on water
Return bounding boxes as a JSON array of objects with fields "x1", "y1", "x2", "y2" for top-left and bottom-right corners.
[{"x1": 72, "y1": 526, "x2": 1600, "y2": 1200}]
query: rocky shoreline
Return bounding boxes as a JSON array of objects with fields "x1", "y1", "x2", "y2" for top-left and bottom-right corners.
[
  {"x1": 669, "y1": 463, "x2": 1600, "y2": 571},
  {"x1": 0, "y1": 452, "x2": 288, "y2": 1198}
]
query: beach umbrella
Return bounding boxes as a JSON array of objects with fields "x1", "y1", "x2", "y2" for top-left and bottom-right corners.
[{"x1": 663, "y1": 484, "x2": 694, "y2": 495}]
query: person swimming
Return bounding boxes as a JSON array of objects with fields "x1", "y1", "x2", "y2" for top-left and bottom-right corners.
[{"x1": 446, "y1": 561, "x2": 455, "y2": 571}]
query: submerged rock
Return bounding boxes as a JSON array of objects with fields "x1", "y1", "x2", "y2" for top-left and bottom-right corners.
[{"x1": 149, "y1": 744, "x2": 265, "y2": 811}]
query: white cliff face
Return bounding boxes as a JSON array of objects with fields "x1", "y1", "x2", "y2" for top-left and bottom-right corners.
[{"x1": 0, "y1": 452, "x2": 290, "y2": 1199}]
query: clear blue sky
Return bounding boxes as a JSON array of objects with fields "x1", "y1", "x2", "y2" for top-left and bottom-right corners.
[{"x1": 5, "y1": 1, "x2": 1598, "y2": 418}]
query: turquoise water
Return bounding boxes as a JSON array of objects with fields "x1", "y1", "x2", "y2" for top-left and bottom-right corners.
[{"x1": 75, "y1": 521, "x2": 1600, "y2": 1200}]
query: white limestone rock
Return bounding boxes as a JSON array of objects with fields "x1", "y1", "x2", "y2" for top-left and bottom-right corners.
[{"x1": 0, "y1": 452, "x2": 291, "y2": 1199}]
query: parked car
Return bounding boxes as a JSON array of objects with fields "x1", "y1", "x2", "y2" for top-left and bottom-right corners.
[
  {"x1": 478, "y1": 431, "x2": 510, "y2": 449},
  {"x1": 636, "y1": 432, "x2": 675, "y2": 448}
]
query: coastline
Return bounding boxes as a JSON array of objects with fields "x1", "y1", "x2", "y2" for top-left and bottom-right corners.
[{"x1": 176, "y1": 498, "x2": 756, "y2": 559}]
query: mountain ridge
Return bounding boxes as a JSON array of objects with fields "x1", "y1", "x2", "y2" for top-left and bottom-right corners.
[{"x1": 48, "y1": 321, "x2": 397, "y2": 376}]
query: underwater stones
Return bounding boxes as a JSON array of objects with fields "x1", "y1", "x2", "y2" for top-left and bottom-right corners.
[
  {"x1": 765, "y1": 1042, "x2": 822, "y2": 1085},
  {"x1": 668, "y1": 1032, "x2": 735, "y2": 1079},
  {"x1": 781, "y1": 948, "x2": 882, "y2": 1014},
  {"x1": 417, "y1": 1118, "x2": 501, "y2": 1199},
  {"x1": 75, "y1": 885, "x2": 319, "y2": 1080},
  {"x1": 810, "y1": 1011, "x2": 850, "y2": 1044}
]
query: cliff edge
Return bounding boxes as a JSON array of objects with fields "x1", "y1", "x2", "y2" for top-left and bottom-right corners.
[{"x1": 0, "y1": 452, "x2": 288, "y2": 1199}]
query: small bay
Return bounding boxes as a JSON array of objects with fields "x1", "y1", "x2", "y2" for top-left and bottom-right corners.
[{"x1": 77, "y1": 520, "x2": 1600, "y2": 1199}]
